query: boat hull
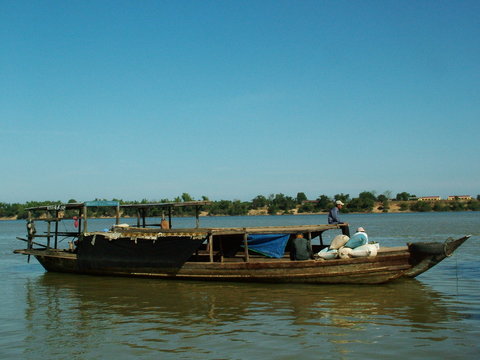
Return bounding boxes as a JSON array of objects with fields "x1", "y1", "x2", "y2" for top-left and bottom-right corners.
[
  {"x1": 77, "y1": 233, "x2": 206, "y2": 272},
  {"x1": 15, "y1": 248, "x2": 408, "y2": 284},
  {"x1": 14, "y1": 236, "x2": 470, "y2": 285},
  {"x1": 403, "y1": 235, "x2": 470, "y2": 277}
]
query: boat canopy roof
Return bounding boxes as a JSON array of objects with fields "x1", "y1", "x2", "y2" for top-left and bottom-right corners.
[
  {"x1": 121, "y1": 201, "x2": 211, "y2": 209},
  {"x1": 26, "y1": 200, "x2": 210, "y2": 211}
]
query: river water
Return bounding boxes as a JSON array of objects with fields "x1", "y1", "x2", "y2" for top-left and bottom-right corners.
[{"x1": 1, "y1": 212, "x2": 479, "y2": 359}]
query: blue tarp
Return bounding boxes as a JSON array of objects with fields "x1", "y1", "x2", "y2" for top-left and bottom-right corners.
[
  {"x1": 243, "y1": 234, "x2": 290, "y2": 258},
  {"x1": 84, "y1": 201, "x2": 120, "y2": 207}
]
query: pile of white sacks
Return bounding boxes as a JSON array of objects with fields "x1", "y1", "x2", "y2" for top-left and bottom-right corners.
[{"x1": 316, "y1": 227, "x2": 379, "y2": 260}]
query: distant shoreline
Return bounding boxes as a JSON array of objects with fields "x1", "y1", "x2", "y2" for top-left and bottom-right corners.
[
  {"x1": 3, "y1": 200, "x2": 479, "y2": 221},
  {"x1": 0, "y1": 209, "x2": 441, "y2": 222}
]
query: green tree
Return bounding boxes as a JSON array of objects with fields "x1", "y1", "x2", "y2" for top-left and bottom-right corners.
[
  {"x1": 399, "y1": 202, "x2": 409, "y2": 211},
  {"x1": 296, "y1": 192, "x2": 308, "y2": 204},
  {"x1": 251, "y1": 195, "x2": 268, "y2": 209},
  {"x1": 433, "y1": 202, "x2": 449, "y2": 212},
  {"x1": 449, "y1": 201, "x2": 464, "y2": 211},
  {"x1": 467, "y1": 200, "x2": 480, "y2": 211},
  {"x1": 268, "y1": 204, "x2": 279, "y2": 215},
  {"x1": 298, "y1": 202, "x2": 315, "y2": 213},
  {"x1": 410, "y1": 201, "x2": 432, "y2": 212},
  {"x1": 346, "y1": 192, "x2": 376, "y2": 212},
  {"x1": 181, "y1": 193, "x2": 194, "y2": 202},
  {"x1": 207, "y1": 200, "x2": 231, "y2": 215},
  {"x1": 359, "y1": 191, "x2": 376, "y2": 203},
  {"x1": 396, "y1": 192, "x2": 411, "y2": 201},
  {"x1": 377, "y1": 194, "x2": 388, "y2": 202},
  {"x1": 229, "y1": 200, "x2": 249, "y2": 215},
  {"x1": 268, "y1": 193, "x2": 296, "y2": 212},
  {"x1": 334, "y1": 193, "x2": 350, "y2": 203},
  {"x1": 315, "y1": 195, "x2": 331, "y2": 211}
]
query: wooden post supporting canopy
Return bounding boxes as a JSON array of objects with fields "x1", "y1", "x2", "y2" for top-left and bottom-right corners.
[
  {"x1": 83, "y1": 205, "x2": 88, "y2": 233},
  {"x1": 54, "y1": 209, "x2": 59, "y2": 249},
  {"x1": 243, "y1": 231, "x2": 250, "y2": 262},
  {"x1": 27, "y1": 210, "x2": 33, "y2": 250},
  {"x1": 46, "y1": 221, "x2": 51, "y2": 249},
  {"x1": 195, "y1": 206, "x2": 200, "y2": 228},
  {"x1": 115, "y1": 204, "x2": 120, "y2": 225},
  {"x1": 78, "y1": 208, "x2": 83, "y2": 236},
  {"x1": 208, "y1": 234, "x2": 213, "y2": 263}
]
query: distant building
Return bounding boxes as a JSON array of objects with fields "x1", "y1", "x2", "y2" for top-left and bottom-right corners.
[
  {"x1": 447, "y1": 195, "x2": 471, "y2": 201},
  {"x1": 418, "y1": 196, "x2": 441, "y2": 201}
]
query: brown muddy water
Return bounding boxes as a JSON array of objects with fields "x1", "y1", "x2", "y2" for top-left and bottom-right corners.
[{"x1": 1, "y1": 212, "x2": 479, "y2": 359}]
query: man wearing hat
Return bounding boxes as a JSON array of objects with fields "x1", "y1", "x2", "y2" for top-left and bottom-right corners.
[
  {"x1": 328, "y1": 200, "x2": 345, "y2": 225},
  {"x1": 328, "y1": 200, "x2": 350, "y2": 236}
]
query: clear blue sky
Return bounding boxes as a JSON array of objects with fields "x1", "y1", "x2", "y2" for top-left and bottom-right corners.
[{"x1": 1, "y1": 0, "x2": 479, "y2": 203}]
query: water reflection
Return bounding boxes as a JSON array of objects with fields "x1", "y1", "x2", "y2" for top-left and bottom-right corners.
[
  {"x1": 6, "y1": 213, "x2": 478, "y2": 359},
  {"x1": 26, "y1": 273, "x2": 459, "y2": 328},
  {"x1": 20, "y1": 273, "x2": 464, "y2": 359}
]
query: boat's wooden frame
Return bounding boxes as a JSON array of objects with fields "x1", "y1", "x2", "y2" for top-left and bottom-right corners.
[{"x1": 13, "y1": 201, "x2": 471, "y2": 285}]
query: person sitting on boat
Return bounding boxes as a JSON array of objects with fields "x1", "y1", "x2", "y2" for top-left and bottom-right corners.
[
  {"x1": 328, "y1": 200, "x2": 346, "y2": 224},
  {"x1": 344, "y1": 227, "x2": 368, "y2": 249},
  {"x1": 160, "y1": 217, "x2": 170, "y2": 229},
  {"x1": 328, "y1": 200, "x2": 350, "y2": 236},
  {"x1": 291, "y1": 233, "x2": 313, "y2": 260}
]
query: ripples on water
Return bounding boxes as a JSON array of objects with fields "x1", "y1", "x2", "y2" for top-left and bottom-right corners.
[{"x1": 1, "y1": 212, "x2": 479, "y2": 359}]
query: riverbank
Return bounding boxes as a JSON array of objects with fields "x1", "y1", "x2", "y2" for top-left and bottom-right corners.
[
  {"x1": 4, "y1": 200, "x2": 478, "y2": 221},
  {"x1": 0, "y1": 207, "x2": 411, "y2": 221},
  {"x1": 248, "y1": 201, "x2": 406, "y2": 216}
]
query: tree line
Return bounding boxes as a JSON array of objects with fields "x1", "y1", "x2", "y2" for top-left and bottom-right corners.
[{"x1": 1, "y1": 191, "x2": 480, "y2": 219}]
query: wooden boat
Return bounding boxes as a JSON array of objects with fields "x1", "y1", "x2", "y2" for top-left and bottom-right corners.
[{"x1": 13, "y1": 201, "x2": 471, "y2": 285}]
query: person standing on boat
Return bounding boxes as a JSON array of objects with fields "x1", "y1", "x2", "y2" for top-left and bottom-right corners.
[{"x1": 328, "y1": 200, "x2": 350, "y2": 236}]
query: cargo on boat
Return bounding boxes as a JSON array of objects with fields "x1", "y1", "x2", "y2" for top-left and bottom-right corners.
[{"x1": 13, "y1": 201, "x2": 471, "y2": 285}]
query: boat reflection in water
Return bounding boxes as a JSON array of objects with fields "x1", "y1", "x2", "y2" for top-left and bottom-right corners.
[
  {"x1": 19, "y1": 273, "x2": 463, "y2": 358},
  {"x1": 26, "y1": 273, "x2": 460, "y2": 328}
]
